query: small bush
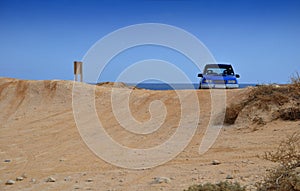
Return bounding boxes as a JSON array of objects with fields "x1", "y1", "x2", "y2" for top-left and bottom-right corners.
[
  {"x1": 263, "y1": 132, "x2": 300, "y2": 168},
  {"x1": 256, "y1": 132, "x2": 300, "y2": 191},
  {"x1": 225, "y1": 81, "x2": 300, "y2": 125},
  {"x1": 291, "y1": 72, "x2": 300, "y2": 87},
  {"x1": 184, "y1": 181, "x2": 246, "y2": 191},
  {"x1": 279, "y1": 107, "x2": 300, "y2": 121},
  {"x1": 252, "y1": 85, "x2": 289, "y2": 108},
  {"x1": 224, "y1": 85, "x2": 289, "y2": 124}
]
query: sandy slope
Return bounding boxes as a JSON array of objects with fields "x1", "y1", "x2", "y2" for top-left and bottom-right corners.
[{"x1": 0, "y1": 78, "x2": 299, "y2": 191}]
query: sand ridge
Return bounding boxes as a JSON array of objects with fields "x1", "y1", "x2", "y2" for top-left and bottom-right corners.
[{"x1": 0, "y1": 78, "x2": 299, "y2": 190}]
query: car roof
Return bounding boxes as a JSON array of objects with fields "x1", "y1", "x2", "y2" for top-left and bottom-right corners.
[{"x1": 204, "y1": 64, "x2": 232, "y2": 68}]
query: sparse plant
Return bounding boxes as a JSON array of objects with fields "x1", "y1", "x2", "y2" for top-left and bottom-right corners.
[
  {"x1": 225, "y1": 76, "x2": 300, "y2": 125},
  {"x1": 263, "y1": 132, "x2": 300, "y2": 168},
  {"x1": 224, "y1": 85, "x2": 288, "y2": 124},
  {"x1": 279, "y1": 107, "x2": 300, "y2": 121},
  {"x1": 256, "y1": 132, "x2": 300, "y2": 191},
  {"x1": 184, "y1": 181, "x2": 246, "y2": 191},
  {"x1": 291, "y1": 71, "x2": 300, "y2": 87}
]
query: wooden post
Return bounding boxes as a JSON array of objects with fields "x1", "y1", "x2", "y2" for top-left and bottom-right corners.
[{"x1": 74, "y1": 61, "x2": 83, "y2": 82}]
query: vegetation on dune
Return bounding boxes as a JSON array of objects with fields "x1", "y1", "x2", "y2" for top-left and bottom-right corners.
[
  {"x1": 183, "y1": 181, "x2": 246, "y2": 191},
  {"x1": 291, "y1": 72, "x2": 300, "y2": 87},
  {"x1": 224, "y1": 72, "x2": 300, "y2": 125},
  {"x1": 256, "y1": 132, "x2": 300, "y2": 191}
]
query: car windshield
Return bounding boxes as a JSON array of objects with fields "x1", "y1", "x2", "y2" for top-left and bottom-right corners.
[{"x1": 204, "y1": 64, "x2": 234, "y2": 76}]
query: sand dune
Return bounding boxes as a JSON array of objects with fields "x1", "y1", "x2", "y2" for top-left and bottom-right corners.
[{"x1": 0, "y1": 78, "x2": 298, "y2": 190}]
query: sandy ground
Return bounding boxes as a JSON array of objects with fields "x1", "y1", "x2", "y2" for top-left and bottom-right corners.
[{"x1": 0, "y1": 78, "x2": 299, "y2": 191}]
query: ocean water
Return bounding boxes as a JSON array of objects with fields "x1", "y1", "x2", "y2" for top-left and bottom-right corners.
[{"x1": 128, "y1": 83, "x2": 257, "y2": 90}]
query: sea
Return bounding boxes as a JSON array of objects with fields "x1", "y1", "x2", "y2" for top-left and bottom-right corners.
[{"x1": 126, "y1": 83, "x2": 257, "y2": 90}]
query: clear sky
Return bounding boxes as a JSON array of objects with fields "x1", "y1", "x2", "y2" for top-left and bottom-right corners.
[{"x1": 0, "y1": 0, "x2": 299, "y2": 84}]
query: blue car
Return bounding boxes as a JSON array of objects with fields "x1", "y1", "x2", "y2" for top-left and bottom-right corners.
[{"x1": 198, "y1": 64, "x2": 240, "y2": 89}]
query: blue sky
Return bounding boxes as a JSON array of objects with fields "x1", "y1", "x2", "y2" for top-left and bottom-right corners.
[{"x1": 0, "y1": 0, "x2": 299, "y2": 84}]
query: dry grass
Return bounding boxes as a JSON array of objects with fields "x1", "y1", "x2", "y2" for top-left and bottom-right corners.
[
  {"x1": 184, "y1": 181, "x2": 246, "y2": 191},
  {"x1": 291, "y1": 72, "x2": 300, "y2": 87},
  {"x1": 225, "y1": 76, "x2": 300, "y2": 125},
  {"x1": 263, "y1": 132, "x2": 300, "y2": 168},
  {"x1": 279, "y1": 107, "x2": 300, "y2": 121},
  {"x1": 256, "y1": 132, "x2": 300, "y2": 191}
]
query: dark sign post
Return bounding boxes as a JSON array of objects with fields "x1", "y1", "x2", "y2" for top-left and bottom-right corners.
[{"x1": 74, "y1": 61, "x2": 83, "y2": 82}]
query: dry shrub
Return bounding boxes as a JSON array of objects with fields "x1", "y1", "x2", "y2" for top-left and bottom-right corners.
[
  {"x1": 263, "y1": 132, "x2": 300, "y2": 167},
  {"x1": 290, "y1": 72, "x2": 300, "y2": 102},
  {"x1": 279, "y1": 107, "x2": 300, "y2": 120},
  {"x1": 184, "y1": 181, "x2": 246, "y2": 191},
  {"x1": 291, "y1": 72, "x2": 300, "y2": 88},
  {"x1": 256, "y1": 132, "x2": 300, "y2": 191},
  {"x1": 224, "y1": 85, "x2": 284, "y2": 124},
  {"x1": 225, "y1": 82, "x2": 300, "y2": 124},
  {"x1": 247, "y1": 85, "x2": 289, "y2": 109}
]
